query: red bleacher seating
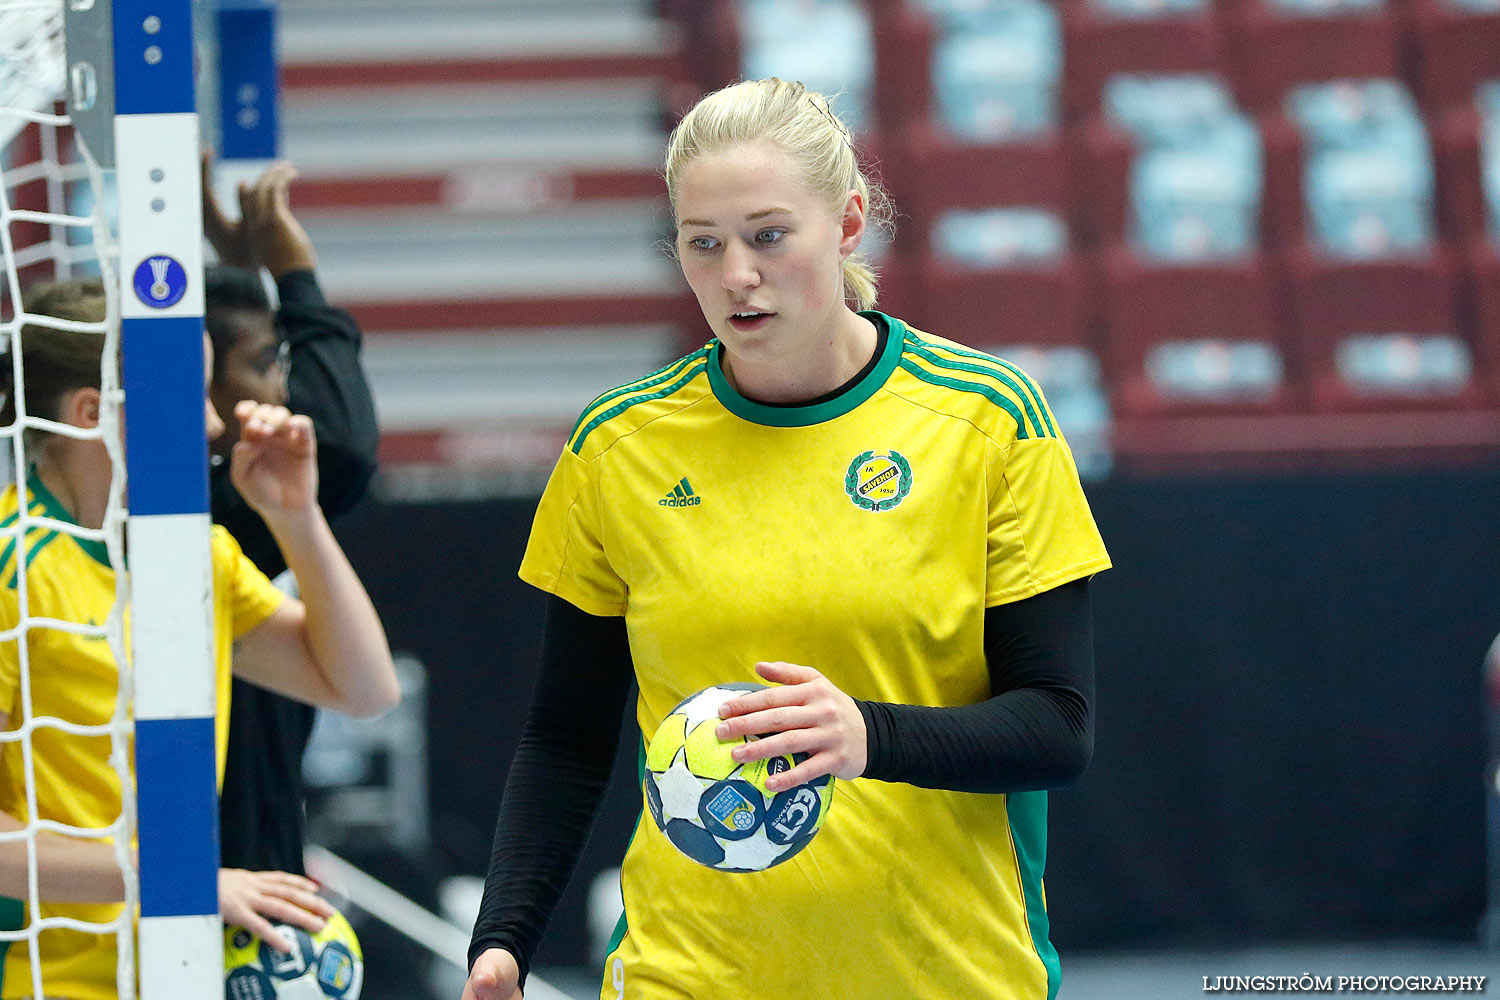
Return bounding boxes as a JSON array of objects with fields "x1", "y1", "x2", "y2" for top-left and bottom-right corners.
[
  {"x1": 666, "y1": 0, "x2": 1500, "y2": 453},
  {"x1": 1098, "y1": 247, "x2": 1296, "y2": 416},
  {"x1": 1060, "y1": 0, "x2": 1227, "y2": 118},
  {"x1": 1075, "y1": 114, "x2": 1134, "y2": 247},
  {"x1": 1405, "y1": 0, "x2": 1500, "y2": 113},
  {"x1": 1432, "y1": 105, "x2": 1490, "y2": 245},
  {"x1": 893, "y1": 129, "x2": 1090, "y2": 348},
  {"x1": 1076, "y1": 109, "x2": 1300, "y2": 253},
  {"x1": 1465, "y1": 240, "x2": 1500, "y2": 402},
  {"x1": 1255, "y1": 110, "x2": 1308, "y2": 248},
  {"x1": 1225, "y1": 0, "x2": 1402, "y2": 112},
  {"x1": 898, "y1": 131, "x2": 1071, "y2": 251},
  {"x1": 913, "y1": 253, "x2": 1093, "y2": 351},
  {"x1": 1280, "y1": 244, "x2": 1486, "y2": 410}
]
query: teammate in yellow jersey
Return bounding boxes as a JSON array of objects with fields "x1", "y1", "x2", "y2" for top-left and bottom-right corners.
[
  {"x1": 464, "y1": 78, "x2": 1110, "y2": 1000},
  {"x1": 0, "y1": 280, "x2": 399, "y2": 1000}
]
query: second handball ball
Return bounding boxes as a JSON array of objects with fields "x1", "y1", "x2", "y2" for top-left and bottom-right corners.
[{"x1": 644, "y1": 682, "x2": 833, "y2": 872}]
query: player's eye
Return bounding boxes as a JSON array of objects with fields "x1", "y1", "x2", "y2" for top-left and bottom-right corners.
[
  {"x1": 755, "y1": 228, "x2": 787, "y2": 245},
  {"x1": 684, "y1": 235, "x2": 718, "y2": 252}
]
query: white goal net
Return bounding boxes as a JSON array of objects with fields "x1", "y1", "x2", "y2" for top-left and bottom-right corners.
[{"x1": 0, "y1": 0, "x2": 136, "y2": 997}]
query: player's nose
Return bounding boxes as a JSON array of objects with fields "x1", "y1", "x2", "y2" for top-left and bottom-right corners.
[{"x1": 719, "y1": 242, "x2": 760, "y2": 293}]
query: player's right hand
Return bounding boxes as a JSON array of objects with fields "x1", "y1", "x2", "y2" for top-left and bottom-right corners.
[
  {"x1": 201, "y1": 151, "x2": 256, "y2": 271},
  {"x1": 231, "y1": 401, "x2": 319, "y2": 518},
  {"x1": 201, "y1": 153, "x2": 318, "y2": 279},
  {"x1": 461, "y1": 948, "x2": 522, "y2": 1000}
]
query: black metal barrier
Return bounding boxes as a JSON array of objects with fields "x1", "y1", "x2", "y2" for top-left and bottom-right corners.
[{"x1": 334, "y1": 464, "x2": 1499, "y2": 970}]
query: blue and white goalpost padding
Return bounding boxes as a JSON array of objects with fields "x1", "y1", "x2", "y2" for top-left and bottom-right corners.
[{"x1": 111, "y1": 0, "x2": 220, "y2": 993}]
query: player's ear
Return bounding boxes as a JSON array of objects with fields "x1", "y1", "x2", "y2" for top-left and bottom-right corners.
[
  {"x1": 60, "y1": 386, "x2": 101, "y2": 429},
  {"x1": 838, "y1": 190, "x2": 865, "y2": 260}
]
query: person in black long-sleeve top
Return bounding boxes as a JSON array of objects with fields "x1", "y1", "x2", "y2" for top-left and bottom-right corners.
[{"x1": 202, "y1": 157, "x2": 381, "y2": 876}]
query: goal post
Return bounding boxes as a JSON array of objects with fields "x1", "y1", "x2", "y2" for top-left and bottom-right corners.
[{"x1": 110, "y1": 0, "x2": 221, "y2": 995}]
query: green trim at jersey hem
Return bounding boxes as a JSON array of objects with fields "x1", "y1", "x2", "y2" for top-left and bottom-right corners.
[
  {"x1": 897, "y1": 359, "x2": 1031, "y2": 439},
  {"x1": 24, "y1": 472, "x2": 110, "y2": 568},
  {"x1": 903, "y1": 338, "x2": 1050, "y2": 439},
  {"x1": 914, "y1": 335, "x2": 1058, "y2": 438},
  {"x1": 1008, "y1": 790, "x2": 1061, "y2": 1000},
  {"x1": 570, "y1": 357, "x2": 709, "y2": 455},
  {"x1": 0, "y1": 894, "x2": 22, "y2": 970},
  {"x1": 602, "y1": 737, "x2": 649, "y2": 980},
  {"x1": 706, "y1": 311, "x2": 906, "y2": 427}
]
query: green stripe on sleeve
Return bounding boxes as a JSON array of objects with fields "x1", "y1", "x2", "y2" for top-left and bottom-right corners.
[
  {"x1": 571, "y1": 360, "x2": 707, "y2": 454},
  {"x1": 3, "y1": 531, "x2": 60, "y2": 590},
  {"x1": 925, "y1": 338, "x2": 1058, "y2": 438},
  {"x1": 1008, "y1": 791, "x2": 1061, "y2": 1000},
  {"x1": 991, "y1": 359, "x2": 1056, "y2": 438},
  {"x1": 897, "y1": 360, "x2": 1030, "y2": 440},
  {"x1": 568, "y1": 349, "x2": 710, "y2": 446},
  {"x1": 0, "y1": 500, "x2": 49, "y2": 562},
  {"x1": 905, "y1": 337, "x2": 1053, "y2": 439}
]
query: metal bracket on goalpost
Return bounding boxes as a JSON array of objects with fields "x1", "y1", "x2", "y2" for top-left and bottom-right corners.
[
  {"x1": 62, "y1": 0, "x2": 117, "y2": 168},
  {"x1": 109, "y1": 0, "x2": 221, "y2": 994}
]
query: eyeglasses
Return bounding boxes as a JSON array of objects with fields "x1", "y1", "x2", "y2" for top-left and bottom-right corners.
[{"x1": 256, "y1": 340, "x2": 290, "y2": 384}]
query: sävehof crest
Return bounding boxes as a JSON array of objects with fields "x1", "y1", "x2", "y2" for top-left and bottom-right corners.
[{"x1": 844, "y1": 450, "x2": 913, "y2": 512}]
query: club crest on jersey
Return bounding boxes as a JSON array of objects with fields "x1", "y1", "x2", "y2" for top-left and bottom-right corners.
[{"x1": 844, "y1": 450, "x2": 912, "y2": 512}]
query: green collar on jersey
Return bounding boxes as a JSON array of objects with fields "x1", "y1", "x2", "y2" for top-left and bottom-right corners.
[
  {"x1": 707, "y1": 310, "x2": 906, "y2": 427},
  {"x1": 26, "y1": 469, "x2": 111, "y2": 568}
]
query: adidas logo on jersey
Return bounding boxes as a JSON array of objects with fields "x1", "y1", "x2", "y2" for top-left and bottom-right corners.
[{"x1": 660, "y1": 477, "x2": 701, "y2": 507}]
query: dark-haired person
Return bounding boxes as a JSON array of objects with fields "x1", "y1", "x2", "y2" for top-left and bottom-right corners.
[
  {"x1": 0, "y1": 281, "x2": 398, "y2": 999},
  {"x1": 201, "y1": 156, "x2": 380, "y2": 878}
]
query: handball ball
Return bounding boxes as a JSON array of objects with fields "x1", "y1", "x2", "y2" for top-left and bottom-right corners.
[
  {"x1": 644, "y1": 682, "x2": 833, "y2": 872},
  {"x1": 224, "y1": 907, "x2": 363, "y2": 1000}
]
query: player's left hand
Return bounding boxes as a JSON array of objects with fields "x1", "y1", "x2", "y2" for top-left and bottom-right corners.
[
  {"x1": 230, "y1": 401, "x2": 319, "y2": 518},
  {"x1": 715, "y1": 661, "x2": 868, "y2": 791},
  {"x1": 218, "y1": 868, "x2": 334, "y2": 953}
]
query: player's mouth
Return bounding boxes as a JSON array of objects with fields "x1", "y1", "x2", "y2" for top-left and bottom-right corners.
[{"x1": 727, "y1": 310, "x2": 775, "y2": 332}]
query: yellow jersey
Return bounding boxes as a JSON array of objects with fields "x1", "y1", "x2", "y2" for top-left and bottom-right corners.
[
  {"x1": 520, "y1": 313, "x2": 1111, "y2": 1000},
  {"x1": 0, "y1": 473, "x2": 284, "y2": 1000}
]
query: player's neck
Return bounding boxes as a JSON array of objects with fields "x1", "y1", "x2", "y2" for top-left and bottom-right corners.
[
  {"x1": 33, "y1": 452, "x2": 107, "y2": 531},
  {"x1": 723, "y1": 309, "x2": 876, "y2": 405}
]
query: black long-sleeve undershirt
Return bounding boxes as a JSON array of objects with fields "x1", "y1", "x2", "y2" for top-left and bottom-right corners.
[
  {"x1": 469, "y1": 600, "x2": 635, "y2": 986},
  {"x1": 468, "y1": 579, "x2": 1095, "y2": 984},
  {"x1": 858, "y1": 577, "x2": 1094, "y2": 793}
]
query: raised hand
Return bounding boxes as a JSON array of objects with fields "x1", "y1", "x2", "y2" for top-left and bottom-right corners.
[
  {"x1": 201, "y1": 151, "x2": 256, "y2": 270},
  {"x1": 461, "y1": 948, "x2": 523, "y2": 1000},
  {"x1": 201, "y1": 154, "x2": 317, "y2": 278},
  {"x1": 229, "y1": 401, "x2": 318, "y2": 519},
  {"x1": 714, "y1": 661, "x2": 868, "y2": 791},
  {"x1": 218, "y1": 868, "x2": 334, "y2": 954}
]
